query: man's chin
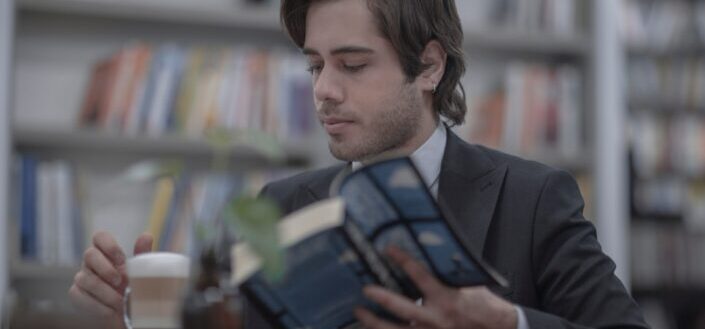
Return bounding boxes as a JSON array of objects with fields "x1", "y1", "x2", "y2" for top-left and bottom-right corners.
[{"x1": 328, "y1": 141, "x2": 367, "y2": 162}]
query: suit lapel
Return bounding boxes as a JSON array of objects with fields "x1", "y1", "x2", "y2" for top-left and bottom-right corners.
[
  {"x1": 297, "y1": 131, "x2": 506, "y2": 257},
  {"x1": 438, "y1": 130, "x2": 507, "y2": 257},
  {"x1": 296, "y1": 163, "x2": 350, "y2": 208}
]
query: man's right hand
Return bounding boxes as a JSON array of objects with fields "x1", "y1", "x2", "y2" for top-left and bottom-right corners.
[{"x1": 69, "y1": 231, "x2": 153, "y2": 329}]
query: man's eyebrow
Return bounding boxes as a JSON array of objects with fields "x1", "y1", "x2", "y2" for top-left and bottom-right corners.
[{"x1": 302, "y1": 46, "x2": 374, "y2": 56}]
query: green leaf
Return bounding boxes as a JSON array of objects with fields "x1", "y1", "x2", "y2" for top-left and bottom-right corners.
[{"x1": 226, "y1": 195, "x2": 285, "y2": 282}]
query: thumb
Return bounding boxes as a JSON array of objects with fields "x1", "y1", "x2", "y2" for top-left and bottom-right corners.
[{"x1": 133, "y1": 233, "x2": 154, "y2": 255}]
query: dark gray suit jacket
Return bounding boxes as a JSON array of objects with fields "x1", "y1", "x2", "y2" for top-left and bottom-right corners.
[{"x1": 245, "y1": 129, "x2": 649, "y2": 329}]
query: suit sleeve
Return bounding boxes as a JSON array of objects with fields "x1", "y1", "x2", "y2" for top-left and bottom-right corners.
[{"x1": 525, "y1": 170, "x2": 649, "y2": 329}]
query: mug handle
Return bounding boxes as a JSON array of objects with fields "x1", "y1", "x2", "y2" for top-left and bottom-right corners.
[{"x1": 123, "y1": 287, "x2": 133, "y2": 329}]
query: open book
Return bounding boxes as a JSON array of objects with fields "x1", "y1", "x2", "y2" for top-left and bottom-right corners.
[{"x1": 231, "y1": 157, "x2": 508, "y2": 329}]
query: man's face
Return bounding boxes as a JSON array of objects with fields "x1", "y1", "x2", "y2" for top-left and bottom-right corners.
[{"x1": 303, "y1": 0, "x2": 426, "y2": 162}]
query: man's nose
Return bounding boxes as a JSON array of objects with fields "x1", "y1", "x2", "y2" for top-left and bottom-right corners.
[{"x1": 313, "y1": 67, "x2": 344, "y2": 104}]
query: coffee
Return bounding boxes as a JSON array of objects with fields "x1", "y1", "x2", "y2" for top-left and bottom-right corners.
[{"x1": 126, "y1": 253, "x2": 190, "y2": 329}]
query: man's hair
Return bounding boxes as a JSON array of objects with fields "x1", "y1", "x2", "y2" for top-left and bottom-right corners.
[{"x1": 280, "y1": 0, "x2": 467, "y2": 126}]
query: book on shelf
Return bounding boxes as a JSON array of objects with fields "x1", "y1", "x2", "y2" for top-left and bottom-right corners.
[
  {"x1": 631, "y1": 177, "x2": 705, "y2": 230},
  {"x1": 15, "y1": 155, "x2": 85, "y2": 266},
  {"x1": 78, "y1": 43, "x2": 315, "y2": 140},
  {"x1": 459, "y1": 61, "x2": 583, "y2": 162},
  {"x1": 628, "y1": 56, "x2": 705, "y2": 110},
  {"x1": 621, "y1": 0, "x2": 705, "y2": 48},
  {"x1": 631, "y1": 222, "x2": 705, "y2": 290},
  {"x1": 145, "y1": 169, "x2": 300, "y2": 256},
  {"x1": 629, "y1": 112, "x2": 705, "y2": 179},
  {"x1": 12, "y1": 150, "x2": 301, "y2": 267},
  {"x1": 231, "y1": 157, "x2": 507, "y2": 329},
  {"x1": 455, "y1": 0, "x2": 584, "y2": 36}
]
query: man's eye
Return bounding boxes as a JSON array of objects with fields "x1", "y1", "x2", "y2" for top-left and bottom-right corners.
[
  {"x1": 307, "y1": 64, "x2": 322, "y2": 75},
  {"x1": 344, "y1": 64, "x2": 366, "y2": 73}
]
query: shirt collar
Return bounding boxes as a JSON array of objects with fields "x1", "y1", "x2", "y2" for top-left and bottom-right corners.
[{"x1": 352, "y1": 122, "x2": 447, "y2": 194}]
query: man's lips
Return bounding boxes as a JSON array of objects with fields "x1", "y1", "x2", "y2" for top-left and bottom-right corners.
[{"x1": 321, "y1": 118, "x2": 355, "y2": 134}]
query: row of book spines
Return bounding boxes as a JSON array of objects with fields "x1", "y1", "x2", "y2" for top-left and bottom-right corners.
[
  {"x1": 464, "y1": 63, "x2": 582, "y2": 157},
  {"x1": 145, "y1": 170, "x2": 296, "y2": 254},
  {"x1": 15, "y1": 155, "x2": 85, "y2": 265},
  {"x1": 458, "y1": 0, "x2": 585, "y2": 34},
  {"x1": 632, "y1": 179, "x2": 705, "y2": 227},
  {"x1": 628, "y1": 57, "x2": 705, "y2": 108},
  {"x1": 631, "y1": 223, "x2": 705, "y2": 289},
  {"x1": 620, "y1": 0, "x2": 704, "y2": 45},
  {"x1": 79, "y1": 43, "x2": 315, "y2": 139},
  {"x1": 630, "y1": 114, "x2": 705, "y2": 178}
]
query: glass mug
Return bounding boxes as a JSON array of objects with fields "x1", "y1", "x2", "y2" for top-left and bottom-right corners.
[{"x1": 123, "y1": 252, "x2": 190, "y2": 329}]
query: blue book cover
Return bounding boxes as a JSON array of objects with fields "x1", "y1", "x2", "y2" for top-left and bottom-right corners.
[
  {"x1": 19, "y1": 155, "x2": 38, "y2": 259},
  {"x1": 233, "y1": 157, "x2": 507, "y2": 329}
]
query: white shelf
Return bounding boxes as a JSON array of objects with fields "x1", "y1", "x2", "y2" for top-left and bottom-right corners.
[
  {"x1": 18, "y1": 0, "x2": 282, "y2": 31},
  {"x1": 13, "y1": 126, "x2": 312, "y2": 167},
  {"x1": 627, "y1": 43, "x2": 705, "y2": 57},
  {"x1": 464, "y1": 29, "x2": 589, "y2": 57},
  {"x1": 10, "y1": 262, "x2": 78, "y2": 281},
  {"x1": 629, "y1": 98, "x2": 705, "y2": 118}
]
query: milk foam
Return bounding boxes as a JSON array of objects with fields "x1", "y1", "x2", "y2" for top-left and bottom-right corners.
[{"x1": 127, "y1": 252, "x2": 190, "y2": 278}]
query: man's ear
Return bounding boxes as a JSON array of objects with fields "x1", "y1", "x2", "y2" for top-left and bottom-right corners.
[{"x1": 420, "y1": 40, "x2": 447, "y2": 93}]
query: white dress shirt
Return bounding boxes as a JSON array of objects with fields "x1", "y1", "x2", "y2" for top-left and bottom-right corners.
[{"x1": 354, "y1": 122, "x2": 529, "y2": 329}]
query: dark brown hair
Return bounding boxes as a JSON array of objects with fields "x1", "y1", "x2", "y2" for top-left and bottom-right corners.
[{"x1": 281, "y1": 0, "x2": 467, "y2": 126}]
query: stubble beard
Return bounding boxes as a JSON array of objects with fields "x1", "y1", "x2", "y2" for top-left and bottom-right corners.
[{"x1": 327, "y1": 83, "x2": 422, "y2": 162}]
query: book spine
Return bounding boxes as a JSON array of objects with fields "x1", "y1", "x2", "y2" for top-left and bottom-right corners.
[
  {"x1": 158, "y1": 174, "x2": 190, "y2": 251},
  {"x1": 124, "y1": 45, "x2": 154, "y2": 136},
  {"x1": 19, "y1": 155, "x2": 38, "y2": 260},
  {"x1": 146, "y1": 177, "x2": 175, "y2": 251}
]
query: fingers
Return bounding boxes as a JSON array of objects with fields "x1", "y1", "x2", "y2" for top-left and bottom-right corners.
[
  {"x1": 68, "y1": 284, "x2": 117, "y2": 319},
  {"x1": 133, "y1": 233, "x2": 154, "y2": 255},
  {"x1": 93, "y1": 231, "x2": 126, "y2": 267},
  {"x1": 83, "y1": 246, "x2": 123, "y2": 288},
  {"x1": 363, "y1": 285, "x2": 442, "y2": 326},
  {"x1": 73, "y1": 270, "x2": 124, "y2": 313},
  {"x1": 385, "y1": 246, "x2": 446, "y2": 298},
  {"x1": 354, "y1": 307, "x2": 405, "y2": 329}
]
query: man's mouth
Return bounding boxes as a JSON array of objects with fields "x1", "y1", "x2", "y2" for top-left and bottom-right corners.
[{"x1": 321, "y1": 117, "x2": 355, "y2": 134}]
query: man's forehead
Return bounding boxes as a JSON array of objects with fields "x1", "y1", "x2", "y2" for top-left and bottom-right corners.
[{"x1": 303, "y1": 0, "x2": 385, "y2": 53}]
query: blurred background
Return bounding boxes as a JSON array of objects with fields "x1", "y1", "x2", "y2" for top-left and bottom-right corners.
[{"x1": 0, "y1": 0, "x2": 703, "y2": 328}]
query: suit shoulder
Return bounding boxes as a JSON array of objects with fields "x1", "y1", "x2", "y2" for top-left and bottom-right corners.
[
  {"x1": 475, "y1": 145, "x2": 573, "y2": 183},
  {"x1": 259, "y1": 164, "x2": 345, "y2": 212}
]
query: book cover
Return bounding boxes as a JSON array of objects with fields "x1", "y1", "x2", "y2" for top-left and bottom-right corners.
[
  {"x1": 123, "y1": 45, "x2": 154, "y2": 135},
  {"x1": 146, "y1": 44, "x2": 186, "y2": 136},
  {"x1": 19, "y1": 155, "x2": 38, "y2": 259},
  {"x1": 146, "y1": 177, "x2": 175, "y2": 251},
  {"x1": 231, "y1": 157, "x2": 507, "y2": 329}
]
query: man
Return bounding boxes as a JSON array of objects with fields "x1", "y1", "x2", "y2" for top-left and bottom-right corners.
[{"x1": 70, "y1": 0, "x2": 649, "y2": 328}]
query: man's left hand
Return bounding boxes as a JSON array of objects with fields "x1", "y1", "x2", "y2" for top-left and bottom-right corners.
[{"x1": 355, "y1": 247, "x2": 517, "y2": 329}]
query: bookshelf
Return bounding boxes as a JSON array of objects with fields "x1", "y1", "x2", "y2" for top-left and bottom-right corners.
[
  {"x1": 622, "y1": 0, "x2": 705, "y2": 327},
  {"x1": 4, "y1": 0, "x2": 601, "y2": 327},
  {"x1": 7, "y1": 0, "x2": 331, "y2": 325}
]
